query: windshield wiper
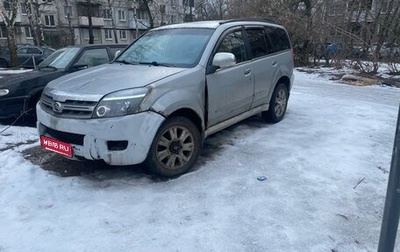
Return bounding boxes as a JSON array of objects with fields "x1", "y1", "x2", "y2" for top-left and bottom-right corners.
[
  {"x1": 139, "y1": 61, "x2": 174, "y2": 67},
  {"x1": 114, "y1": 60, "x2": 138, "y2": 65},
  {"x1": 38, "y1": 65, "x2": 57, "y2": 71}
]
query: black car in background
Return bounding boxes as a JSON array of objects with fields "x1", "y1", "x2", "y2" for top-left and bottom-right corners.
[
  {"x1": 0, "y1": 45, "x2": 55, "y2": 68},
  {"x1": 0, "y1": 44, "x2": 127, "y2": 119}
]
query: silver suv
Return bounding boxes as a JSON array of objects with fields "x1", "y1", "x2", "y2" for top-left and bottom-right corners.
[{"x1": 37, "y1": 19, "x2": 294, "y2": 177}]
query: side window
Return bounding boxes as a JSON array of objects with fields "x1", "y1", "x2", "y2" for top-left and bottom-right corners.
[
  {"x1": 17, "y1": 47, "x2": 28, "y2": 54},
  {"x1": 265, "y1": 27, "x2": 291, "y2": 53},
  {"x1": 75, "y1": 48, "x2": 110, "y2": 67},
  {"x1": 216, "y1": 30, "x2": 246, "y2": 63},
  {"x1": 246, "y1": 28, "x2": 271, "y2": 58},
  {"x1": 27, "y1": 47, "x2": 42, "y2": 54},
  {"x1": 109, "y1": 47, "x2": 123, "y2": 58}
]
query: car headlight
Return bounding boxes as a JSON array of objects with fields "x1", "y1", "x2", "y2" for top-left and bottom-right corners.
[
  {"x1": 93, "y1": 88, "x2": 148, "y2": 118},
  {"x1": 0, "y1": 89, "x2": 9, "y2": 96}
]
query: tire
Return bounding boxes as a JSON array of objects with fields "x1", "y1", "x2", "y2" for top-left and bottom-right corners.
[
  {"x1": 262, "y1": 83, "x2": 289, "y2": 123},
  {"x1": 26, "y1": 93, "x2": 41, "y2": 120},
  {"x1": 145, "y1": 116, "x2": 202, "y2": 177},
  {"x1": 0, "y1": 58, "x2": 8, "y2": 68}
]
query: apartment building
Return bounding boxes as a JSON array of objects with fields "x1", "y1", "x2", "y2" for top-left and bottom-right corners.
[
  {"x1": 324, "y1": 0, "x2": 399, "y2": 43},
  {"x1": 0, "y1": 0, "x2": 187, "y2": 48}
]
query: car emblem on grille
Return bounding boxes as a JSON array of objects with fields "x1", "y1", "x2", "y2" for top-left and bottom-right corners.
[{"x1": 52, "y1": 102, "x2": 63, "y2": 113}]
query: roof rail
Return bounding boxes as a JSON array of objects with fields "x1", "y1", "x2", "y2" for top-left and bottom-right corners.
[{"x1": 219, "y1": 17, "x2": 277, "y2": 25}]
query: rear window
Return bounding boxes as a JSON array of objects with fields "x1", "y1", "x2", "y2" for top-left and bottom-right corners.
[
  {"x1": 246, "y1": 27, "x2": 274, "y2": 58},
  {"x1": 265, "y1": 27, "x2": 291, "y2": 53}
]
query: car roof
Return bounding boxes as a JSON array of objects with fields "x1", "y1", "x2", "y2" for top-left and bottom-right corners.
[
  {"x1": 152, "y1": 18, "x2": 280, "y2": 31},
  {"x1": 65, "y1": 44, "x2": 128, "y2": 49}
]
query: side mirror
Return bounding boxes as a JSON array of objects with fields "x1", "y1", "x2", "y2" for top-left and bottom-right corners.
[
  {"x1": 70, "y1": 64, "x2": 88, "y2": 72},
  {"x1": 114, "y1": 50, "x2": 121, "y2": 60},
  {"x1": 212, "y1": 52, "x2": 236, "y2": 68}
]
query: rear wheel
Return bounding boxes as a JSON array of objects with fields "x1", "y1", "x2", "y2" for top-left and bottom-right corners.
[
  {"x1": 262, "y1": 83, "x2": 289, "y2": 123},
  {"x1": 0, "y1": 58, "x2": 8, "y2": 68},
  {"x1": 145, "y1": 116, "x2": 202, "y2": 177}
]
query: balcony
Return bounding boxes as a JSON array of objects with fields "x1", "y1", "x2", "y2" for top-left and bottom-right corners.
[
  {"x1": 128, "y1": 19, "x2": 150, "y2": 30},
  {"x1": 76, "y1": 0, "x2": 102, "y2": 5},
  {"x1": 78, "y1": 16, "x2": 104, "y2": 27}
]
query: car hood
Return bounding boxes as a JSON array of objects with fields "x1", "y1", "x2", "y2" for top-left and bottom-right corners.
[
  {"x1": 45, "y1": 63, "x2": 187, "y2": 99},
  {"x1": 0, "y1": 69, "x2": 64, "y2": 89}
]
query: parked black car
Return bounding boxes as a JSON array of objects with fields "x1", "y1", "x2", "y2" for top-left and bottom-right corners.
[
  {"x1": 0, "y1": 44, "x2": 127, "y2": 119},
  {"x1": 0, "y1": 45, "x2": 56, "y2": 68}
]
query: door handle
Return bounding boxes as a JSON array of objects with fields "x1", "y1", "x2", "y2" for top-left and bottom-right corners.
[
  {"x1": 244, "y1": 69, "x2": 251, "y2": 75},
  {"x1": 272, "y1": 61, "x2": 278, "y2": 67}
]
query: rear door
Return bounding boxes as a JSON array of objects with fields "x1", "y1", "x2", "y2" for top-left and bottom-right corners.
[
  {"x1": 206, "y1": 27, "x2": 254, "y2": 126},
  {"x1": 245, "y1": 26, "x2": 278, "y2": 108}
]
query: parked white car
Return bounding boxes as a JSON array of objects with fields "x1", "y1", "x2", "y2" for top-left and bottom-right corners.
[{"x1": 37, "y1": 19, "x2": 294, "y2": 177}]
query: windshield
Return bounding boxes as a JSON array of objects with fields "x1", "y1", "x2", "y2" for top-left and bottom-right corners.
[
  {"x1": 116, "y1": 28, "x2": 214, "y2": 68},
  {"x1": 38, "y1": 47, "x2": 80, "y2": 69}
]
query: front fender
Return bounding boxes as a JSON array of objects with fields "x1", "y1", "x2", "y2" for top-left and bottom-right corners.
[{"x1": 148, "y1": 89, "x2": 205, "y2": 125}]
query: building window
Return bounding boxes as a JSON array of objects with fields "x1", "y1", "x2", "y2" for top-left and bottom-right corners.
[
  {"x1": 64, "y1": 6, "x2": 72, "y2": 17},
  {"x1": 0, "y1": 26, "x2": 7, "y2": 38},
  {"x1": 44, "y1": 15, "x2": 55, "y2": 26},
  {"x1": 119, "y1": 30, "x2": 127, "y2": 40},
  {"x1": 118, "y1": 10, "x2": 125, "y2": 21},
  {"x1": 380, "y1": 0, "x2": 389, "y2": 13},
  {"x1": 328, "y1": 4, "x2": 336, "y2": 16},
  {"x1": 103, "y1": 9, "x2": 112, "y2": 19},
  {"x1": 3, "y1": 0, "x2": 10, "y2": 11},
  {"x1": 105, "y1": 29, "x2": 113, "y2": 40},
  {"x1": 21, "y1": 3, "x2": 29, "y2": 14},
  {"x1": 83, "y1": 29, "x2": 98, "y2": 41},
  {"x1": 25, "y1": 26, "x2": 32, "y2": 38}
]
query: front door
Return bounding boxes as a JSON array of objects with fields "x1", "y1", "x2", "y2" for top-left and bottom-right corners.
[{"x1": 206, "y1": 28, "x2": 254, "y2": 127}]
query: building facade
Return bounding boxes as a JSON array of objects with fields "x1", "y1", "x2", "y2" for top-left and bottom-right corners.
[
  {"x1": 324, "y1": 0, "x2": 399, "y2": 44},
  {"x1": 0, "y1": 0, "x2": 188, "y2": 49}
]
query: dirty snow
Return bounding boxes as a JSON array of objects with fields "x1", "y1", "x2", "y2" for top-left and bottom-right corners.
[{"x1": 1, "y1": 68, "x2": 400, "y2": 252}]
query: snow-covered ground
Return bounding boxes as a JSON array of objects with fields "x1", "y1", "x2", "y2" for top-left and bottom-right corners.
[{"x1": 1, "y1": 68, "x2": 400, "y2": 252}]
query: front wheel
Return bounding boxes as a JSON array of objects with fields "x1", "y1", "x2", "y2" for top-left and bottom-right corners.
[
  {"x1": 262, "y1": 83, "x2": 289, "y2": 123},
  {"x1": 145, "y1": 116, "x2": 202, "y2": 177}
]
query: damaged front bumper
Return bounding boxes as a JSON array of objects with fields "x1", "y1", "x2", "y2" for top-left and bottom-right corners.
[{"x1": 36, "y1": 103, "x2": 165, "y2": 165}]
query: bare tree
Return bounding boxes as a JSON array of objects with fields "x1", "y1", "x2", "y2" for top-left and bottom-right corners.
[
  {"x1": 1, "y1": 0, "x2": 19, "y2": 67},
  {"x1": 64, "y1": 0, "x2": 75, "y2": 45},
  {"x1": 141, "y1": 0, "x2": 154, "y2": 28},
  {"x1": 106, "y1": 0, "x2": 119, "y2": 43},
  {"x1": 196, "y1": 0, "x2": 227, "y2": 20},
  {"x1": 21, "y1": 0, "x2": 45, "y2": 46}
]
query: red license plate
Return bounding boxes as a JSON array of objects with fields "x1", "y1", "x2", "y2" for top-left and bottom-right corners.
[{"x1": 40, "y1": 135, "x2": 72, "y2": 157}]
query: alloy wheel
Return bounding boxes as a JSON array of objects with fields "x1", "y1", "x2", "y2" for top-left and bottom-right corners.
[{"x1": 156, "y1": 125, "x2": 195, "y2": 170}]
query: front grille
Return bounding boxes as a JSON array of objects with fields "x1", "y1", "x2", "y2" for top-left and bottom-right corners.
[
  {"x1": 45, "y1": 126, "x2": 85, "y2": 146},
  {"x1": 41, "y1": 93, "x2": 98, "y2": 119}
]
